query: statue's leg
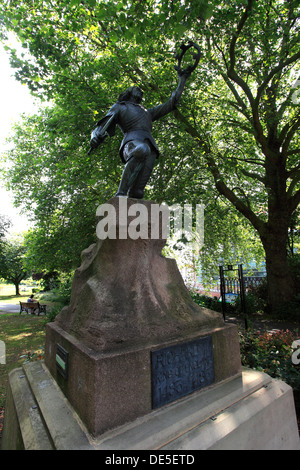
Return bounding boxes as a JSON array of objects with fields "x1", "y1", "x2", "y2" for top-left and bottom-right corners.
[
  {"x1": 116, "y1": 141, "x2": 151, "y2": 197},
  {"x1": 128, "y1": 150, "x2": 156, "y2": 199},
  {"x1": 116, "y1": 158, "x2": 141, "y2": 196}
]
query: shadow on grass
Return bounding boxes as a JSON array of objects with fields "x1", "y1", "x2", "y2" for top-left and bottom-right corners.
[{"x1": 0, "y1": 315, "x2": 46, "y2": 409}]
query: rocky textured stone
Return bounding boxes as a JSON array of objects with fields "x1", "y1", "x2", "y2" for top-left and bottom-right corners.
[{"x1": 55, "y1": 198, "x2": 223, "y2": 352}]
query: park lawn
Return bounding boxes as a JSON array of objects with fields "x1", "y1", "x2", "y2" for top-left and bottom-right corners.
[
  {"x1": 0, "y1": 294, "x2": 35, "y2": 306},
  {"x1": 0, "y1": 283, "x2": 34, "y2": 300},
  {"x1": 0, "y1": 284, "x2": 56, "y2": 313},
  {"x1": 0, "y1": 283, "x2": 38, "y2": 307},
  {"x1": 0, "y1": 284, "x2": 20, "y2": 297},
  {"x1": 0, "y1": 314, "x2": 46, "y2": 410},
  {"x1": 0, "y1": 286, "x2": 59, "y2": 441}
]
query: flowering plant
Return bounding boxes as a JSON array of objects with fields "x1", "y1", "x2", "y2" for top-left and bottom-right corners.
[{"x1": 239, "y1": 328, "x2": 300, "y2": 391}]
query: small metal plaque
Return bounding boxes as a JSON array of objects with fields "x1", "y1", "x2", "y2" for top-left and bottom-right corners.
[
  {"x1": 151, "y1": 336, "x2": 214, "y2": 408},
  {"x1": 56, "y1": 344, "x2": 69, "y2": 379}
]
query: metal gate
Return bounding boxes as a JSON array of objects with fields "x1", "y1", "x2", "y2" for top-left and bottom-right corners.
[{"x1": 219, "y1": 264, "x2": 248, "y2": 329}]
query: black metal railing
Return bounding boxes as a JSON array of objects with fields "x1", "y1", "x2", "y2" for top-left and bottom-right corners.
[{"x1": 219, "y1": 264, "x2": 249, "y2": 329}]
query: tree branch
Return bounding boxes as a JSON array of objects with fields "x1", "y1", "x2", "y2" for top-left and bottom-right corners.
[
  {"x1": 227, "y1": 0, "x2": 255, "y2": 107},
  {"x1": 228, "y1": 0, "x2": 254, "y2": 73},
  {"x1": 256, "y1": 49, "x2": 300, "y2": 104},
  {"x1": 282, "y1": 113, "x2": 300, "y2": 157},
  {"x1": 207, "y1": 153, "x2": 266, "y2": 234},
  {"x1": 207, "y1": 23, "x2": 252, "y2": 123},
  {"x1": 172, "y1": 108, "x2": 266, "y2": 234},
  {"x1": 240, "y1": 168, "x2": 266, "y2": 184},
  {"x1": 287, "y1": 169, "x2": 300, "y2": 198},
  {"x1": 289, "y1": 188, "x2": 300, "y2": 214},
  {"x1": 277, "y1": 74, "x2": 300, "y2": 123},
  {"x1": 226, "y1": 117, "x2": 255, "y2": 136},
  {"x1": 226, "y1": 0, "x2": 269, "y2": 151},
  {"x1": 287, "y1": 149, "x2": 300, "y2": 158}
]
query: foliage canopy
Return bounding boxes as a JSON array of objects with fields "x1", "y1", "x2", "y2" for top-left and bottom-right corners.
[{"x1": 0, "y1": 0, "x2": 300, "y2": 309}]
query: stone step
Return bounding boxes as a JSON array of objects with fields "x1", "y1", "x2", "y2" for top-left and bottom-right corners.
[
  {"x1": 3, "y1": 363, "x2": 300, "y2": 450},
  {"x1": 2, "y1": 367, "x2": 53, "y2": 450},
  {"x1": 3, "y1": 362, "x2": 93, "y2": 450}
]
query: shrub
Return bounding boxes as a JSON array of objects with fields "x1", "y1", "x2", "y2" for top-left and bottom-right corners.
[
  {"x1": 239, "y1": 328, "x2": 300, "y2": 392},
  {"x1": 38, "y1": 273, "x2": 73, "y2": 323},
  {"x1": 190, "y1": 291, "x2": 223, "y2": 313},
  {"x1": 271, "y1": 294, "x2": 300, "y2": 321},
  {"x1": 233, "y1": 291, "x2": 265, "y2": 315},
  {"x1": 253, "y1": 258, "x2": 300, "y2": 320},
  {"x1": 55, "y1": 274, "x2": 73, "y2": 306}
]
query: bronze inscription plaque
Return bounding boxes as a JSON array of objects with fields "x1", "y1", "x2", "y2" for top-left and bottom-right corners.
[{"x1": 151, "y1": 336, "x2": 214, "y2": 408}]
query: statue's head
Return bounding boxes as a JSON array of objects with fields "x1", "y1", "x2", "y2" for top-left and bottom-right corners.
[{"x1": 118, "y1": 86, "x2": 143, "y2": 104}]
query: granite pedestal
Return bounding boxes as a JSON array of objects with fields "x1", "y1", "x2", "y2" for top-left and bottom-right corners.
[
  {"x1": 45, "y1": 321, "x2": 241, "y2": 436},
  {"x1": 3, "y1": 197, "x2": 299, "y2": 449},
  {"x1": 43, "y1": 198, "x2": 240, "y2": 436}
]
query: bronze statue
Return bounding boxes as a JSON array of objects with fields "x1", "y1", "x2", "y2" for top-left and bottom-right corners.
[{"x1": 89, "y1": 42, "x2": 201, "y2": 199}]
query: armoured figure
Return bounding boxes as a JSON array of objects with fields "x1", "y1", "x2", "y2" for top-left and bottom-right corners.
[{"x1": 89, "y1": 42, "x2": 201, "y2": 199}]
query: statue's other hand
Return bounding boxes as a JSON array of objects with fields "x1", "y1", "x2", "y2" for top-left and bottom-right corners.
[{"x1": 177, "y1": 68, "x2": 192, "y2": 80}]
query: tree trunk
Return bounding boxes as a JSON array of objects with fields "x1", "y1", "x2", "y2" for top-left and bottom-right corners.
[
  {"x1": 260, "y1": 220, "x2": 295, "y2": 313},
  {"x1": 14, "y1": 282, "x2": 20, "y2": 296},
  {"x1": 257, "y1": 154, "x2": 296, "y2": 312}
]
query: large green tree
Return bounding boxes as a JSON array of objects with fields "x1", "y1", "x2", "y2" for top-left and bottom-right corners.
[
  {"x1": 0, "y1": 237, "x2": 27, "y2": 295},
  {"x1": 0, "y1": 215, "x2": 10, "y2": 247},
  {"x1": 1, "y1": 0, "x2": 299, "y2": 311},
  {"x1": 192, "y1": 0, "x2": 300, "y2": 311}
]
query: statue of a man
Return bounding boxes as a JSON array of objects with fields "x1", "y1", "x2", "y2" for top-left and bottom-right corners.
[{"x1": 89, "y1": 71, "x2": 191, "y2": 199}]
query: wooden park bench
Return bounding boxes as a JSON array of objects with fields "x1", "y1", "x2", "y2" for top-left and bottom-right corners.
[{"x1": 19, "y1": 302, "x2": 47, "y2": 316}]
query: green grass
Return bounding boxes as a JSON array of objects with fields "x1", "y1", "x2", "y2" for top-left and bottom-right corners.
[
  {"x1": 0, "y1": 285, "x2": 59, "y2": 438},
  {"x1": 0, "y1": 283, "x2": 56, "y2": 312},
  {"x1": 0, "y1": 284, "x2": 18, "y2": 297},
  {"x1": 0, "y1": 284, "x2": 52, "y2": 412},
  {"x1": 0, "y1": 314, "x2": 46, "y2": 408},
  {"x1": 0, "y1": 283, "x2": 37, "y2": 306}
]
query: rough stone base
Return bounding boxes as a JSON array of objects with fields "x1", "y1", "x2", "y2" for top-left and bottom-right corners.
[
  {"x1": 53, "y1": 197, "x2": 225, "y2": 353},
  {"x1": 44, "y1": 321, "x2": 242, "y2": 436},
  {"x1": 41, "y1": 196, "x2": 238, "y2": 437},
  {"x1": 2, "y1": 364, "x2": 299, "y2": 450}
]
